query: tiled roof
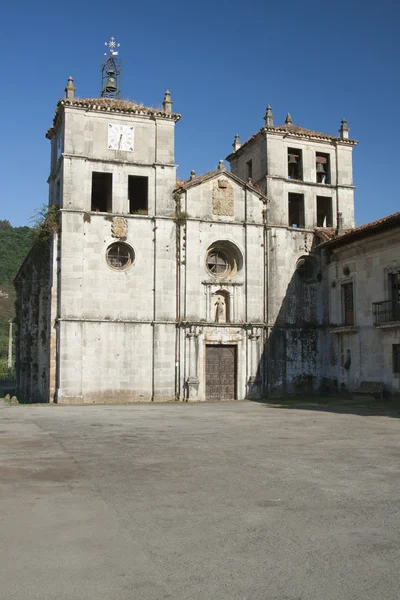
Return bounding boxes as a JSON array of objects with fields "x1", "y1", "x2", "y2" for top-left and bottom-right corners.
[
  {"x1": 226, "y1": 123, "x2": 357, "y2": 161},
  {"x1": 174, "y1": 168, "x2": 268, "y2": 202},
  {"x1": 265, "y1": 123, "x2": 356, "y2": 143},
  {"x1": 318, "y1": 211, "x2": 400, "y2": 248},
  {"x1": 314, "y1": 227, "x2": 354, "y2": 243},
  {"x1": 176, "y1": 170, "x2": 217, "y2": 189},
  {"x1": 46, "y1": 97, "x2": 181, "y2": 138}
]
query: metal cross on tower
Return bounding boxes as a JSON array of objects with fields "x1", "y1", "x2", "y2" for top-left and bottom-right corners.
[{"x1": 101, "y1": 37, "x2": 122, "y2": 98}]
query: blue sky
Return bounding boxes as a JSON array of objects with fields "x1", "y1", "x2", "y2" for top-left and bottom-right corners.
[{"x1": 1, "y1": 0, "x2": 398, "y2": 227}]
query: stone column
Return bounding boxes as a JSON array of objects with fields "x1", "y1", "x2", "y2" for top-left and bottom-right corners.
[
  {"x1": 186, "y1": 327, "x2": 199, "y2": 400},
  {"x1": 206, "y1": 287, "x2": 211, "y2": 322},
  {"x1": 229, "y1": 292, "x2": 234, "y2": 323},
  {"x1": 248, "y1": 328, "x2": 261, "y2": 398}
]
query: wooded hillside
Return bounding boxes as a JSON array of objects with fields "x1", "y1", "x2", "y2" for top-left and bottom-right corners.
[{"x1": 0, "y1": 220, "x2": 35, "y2": 376}]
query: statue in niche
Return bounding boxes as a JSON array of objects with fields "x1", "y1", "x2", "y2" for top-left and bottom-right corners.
[{"x1": 214, "y1": 294, "x2": 227, "y2": 323}]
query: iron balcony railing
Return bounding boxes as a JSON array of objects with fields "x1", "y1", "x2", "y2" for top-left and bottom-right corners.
[{"x1": 372, "y1": 299, "x2": 400, "y2": 325}]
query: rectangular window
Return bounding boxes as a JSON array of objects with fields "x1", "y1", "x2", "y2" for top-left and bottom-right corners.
[
  {"x1": 56, "y1": 180, "x2": 61, "y2": 206},
  {"x1": 342, "y1": 282, "x2": 354, "y2": 326},
  {"x1": 390, "y1": 273, "x2": 400, "y2": 321},
  {"x1": 393, "y1": 344, "x2": 400, "y2": 374},
  {"x1": 129, "y1": 175, "x2": 148, "y2": 214},
  {"x1": 316, "y1": 152, "x2": 331, "y2": 184},
  {"x1": 246, "y1": 160, "x2": 253, "y2": 181},
  {"x1": 316, "y1": 196, "x2": 333, "y2": 227},
  {"x1": 288, "y1": 148, "x2": 303, "y2": 181},
  {"x1": 91, "y1": 172, "x2": 112, "y2": 212},
  {"x1": 288, "y1": 193, "x2": 305, "y2": 228}
]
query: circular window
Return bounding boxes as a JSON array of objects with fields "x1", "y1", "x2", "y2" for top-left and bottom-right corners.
[
  {"x1": 206, "y1": 251, "x2": 229, "y2": 276},
  {"x1": 205, "y1": 241, "x2": 243, "y2": 279},
  {"x1": 296, "y1": 256, "x2": 317, "y2": 282},
  {"x1": 106, "y1": 243, "x2": 134, "y2": 270}
]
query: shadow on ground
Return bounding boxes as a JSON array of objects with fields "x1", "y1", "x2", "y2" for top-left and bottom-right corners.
[{"x1": 250, "y1": 396, "x2": 400, "y2": 418}]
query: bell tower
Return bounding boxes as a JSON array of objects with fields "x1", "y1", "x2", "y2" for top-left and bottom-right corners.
[
  {"x1": 101, "y1": 37, "x2": 121, "y2": 98},
  {"x1": 39, "y1": 38, "x2": 182, "y2": 404}
]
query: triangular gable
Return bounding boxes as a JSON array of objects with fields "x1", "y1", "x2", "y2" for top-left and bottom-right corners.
[{"x1": 175, "y1": 168, "x2": 268, "y2": 203}]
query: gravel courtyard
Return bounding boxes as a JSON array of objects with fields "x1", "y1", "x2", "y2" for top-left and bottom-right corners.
[{"x1": 1, "y1": 402, "x2": 399, "y2": 600}]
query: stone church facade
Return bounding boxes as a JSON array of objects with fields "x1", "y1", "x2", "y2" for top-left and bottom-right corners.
[{"x1": 18, "y1": 74, "x2": 398, "y2": 404}]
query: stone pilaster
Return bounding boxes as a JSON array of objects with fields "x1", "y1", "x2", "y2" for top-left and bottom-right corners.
[
  {"x1": 247, "y1": 328, "x2": 262, "y2": 398},
  {"x1": 186, "y1": 327, "x2": 199, "y2": 400}
]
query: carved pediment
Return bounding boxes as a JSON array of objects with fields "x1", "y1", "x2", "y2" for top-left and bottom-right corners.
[
  {"x1": 111, "y1": 217, "x2": 128, "y2": 239},
  {"x1": 212, "y1": 179, "x2": 234, "y2": 216}
]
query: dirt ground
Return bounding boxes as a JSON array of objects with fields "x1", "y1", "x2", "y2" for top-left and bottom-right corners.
[{"x1": 1, "y1": 401, "x2": 399, "y2": 600}]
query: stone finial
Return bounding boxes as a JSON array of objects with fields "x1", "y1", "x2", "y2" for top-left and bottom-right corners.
[
  {"x1": 339, "y1": 118, "x2": 350, "y2": 139},
  {"x1": 264, "y1": 105, "x2": 274, "y2": 127},
  {"x1": 65, "y1": 76, "x2": 76, "y2": 100},
  {"x1": 163, "y1": 89, "x2": 173, "y2": 114},
  {"x1": 337, "y1": 212, "x2": 344, "y2": 235},
  {"x1": 285, "y1": 113, "x2": 293, "y2": 125},
  {"x1": 190, "y1": 170, "x2": 196, "y2": 180},
  {"x1": 218, "y1": 159, "x2": 225, "y2": 171},
  {"x1": 233, "y1": 133, "x2": 241, "y2": 152}
]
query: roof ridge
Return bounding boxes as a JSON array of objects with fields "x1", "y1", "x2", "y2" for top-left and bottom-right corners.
[
  {"x1": 318, "y1": 210, "x2": 400, "y2": 248},
  {"x1": 175, "y1": 168, "x2": 268, "y2": 200},
  {"x1": 226, "y1": 123, "x2": 357, "y2": 160}
]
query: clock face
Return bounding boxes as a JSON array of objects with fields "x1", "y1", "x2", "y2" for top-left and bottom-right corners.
[{"x1": 108, "y1": 124, "x2": 134, "y2": 152}]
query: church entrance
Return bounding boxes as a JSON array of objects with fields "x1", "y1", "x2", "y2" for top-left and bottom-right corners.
[{"x1": 205, "y1": 345, "x2": 236, "y2": 400}]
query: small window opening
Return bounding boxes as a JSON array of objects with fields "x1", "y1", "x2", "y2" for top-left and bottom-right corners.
[
  {"x1": 390, "y1": 272, "x2": 400, "y2": 321},
  {"x1": 316, "y1": 153, "x2": 331, "y2": 184},
  {"x1": 288, "y1": 193, "x2": 305, "y2": 228},
  {"x1": 296, "y1": 256, "x2": 317, "y2": 282},
  {"x1": 288, "y1": 148, "x2": 303, "y2": 180},
  {"x1": 106, "y1": 242, "x2": 134, "y2": 270},
  {"x1": 56, "y1": 180, "x2": 61, "y2": 206},
  {"x1": 342, "y1": 282, "x2": 354, "y2": 326},
  {"x1": 129, "y1": 175, "x2": 148, "y2": 214},
  {"x1": 246, "y1": 160, "x2": 253, "y2": 181},
  {"x1": 393, "y1": 344, "x2": 400, "y2": 374},
  {"x1": 316, "y1": 196, "x2": 333, "y2": 227},
  {"x1": 91, "y1": 172, "x2": 112, "y2": 212}
]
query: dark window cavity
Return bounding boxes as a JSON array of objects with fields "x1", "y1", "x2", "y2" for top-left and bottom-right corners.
[
  {"x1": 91, "y1": 172, "x2": 112, "y2": 212},
  {"x1": 288, "y1": 148, "x2": 303, "y2": 181},
  {"x1": 56, "y1": 180, "x2": 61, "y2": 206},
  {"x1": 288, "y1": 193, "x2": 305, "y2": 228},
  {"x1": 246, "y1": 160, "x2": 253, "y2": 181},
  {"x1": 129, "y1": 176, "x2": 148, "y2": 214},
  {"x1": 393, "y1": 344, "x2": 400, "y2": 374},
  {"x1": 316, "y1": 196, "x2": 333, "y2": 227},
  {"x1": 342, "y1": 282, "x2": 354, "y2": 326},
  {"x1": 106, "y1": 242, "x2": 134, "y2": 270},
  {"x1": 316, "y1": 152, "x2": 331, "y2": 184},
  {"x1": 296, "y1": 256, "x2": 317, "y2": 282},
  {"x1": 390, "y1": 272, "x2": 400, "y2": 320},
  {"x1": 205, "y1": 241, "x2": 243, "y2": 280}
]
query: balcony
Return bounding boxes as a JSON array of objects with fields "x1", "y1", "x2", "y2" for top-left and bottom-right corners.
[{"x1": 373, "y1": 300, "x2": 400, "y2": 326}]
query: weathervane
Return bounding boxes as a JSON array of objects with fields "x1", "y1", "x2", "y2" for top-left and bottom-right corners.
[
  {"x1": 101, "y1": 37, "x2": 122, "y2": 98},
  {"x1": 104, "y1": 36, "x2": 120, "y2": 56}
]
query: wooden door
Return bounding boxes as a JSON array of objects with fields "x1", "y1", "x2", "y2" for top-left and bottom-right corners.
[{"x1": 206, "y1": 345, "x2": 236, "y2": 400}]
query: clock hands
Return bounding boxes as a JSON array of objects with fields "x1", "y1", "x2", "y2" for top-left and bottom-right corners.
[{"x1": 108, "y1": 124, "x2": 133, "y2": 151}]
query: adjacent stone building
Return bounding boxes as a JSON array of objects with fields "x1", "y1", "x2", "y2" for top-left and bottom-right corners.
[
  {"x1": 14, "y1": 66, "x2": 399, "y2": 403},
  {"x1": 320, "y1": 212, "x2": 400, "y2": 395}
]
